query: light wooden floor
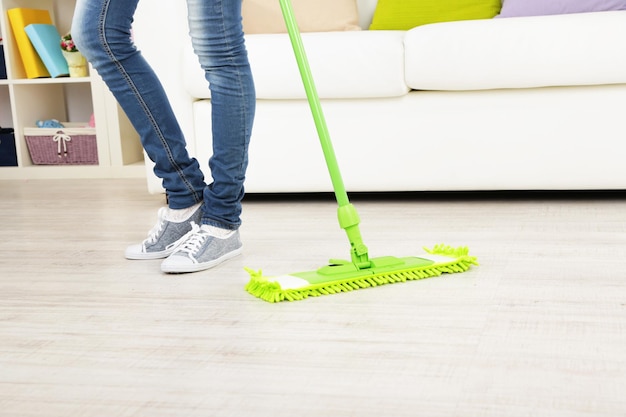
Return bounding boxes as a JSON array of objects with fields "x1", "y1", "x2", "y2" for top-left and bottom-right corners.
[{"x1": 0, "y1": 178, "x2": 625, "y2": 417}]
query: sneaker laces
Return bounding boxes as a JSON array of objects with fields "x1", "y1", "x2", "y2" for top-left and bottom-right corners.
[
  {"x1": 176, "y1": 223, "x2": 210, "y2": 256},
  {"x1": 144, "y1": 207, "x2": 168, "y2": 245}
]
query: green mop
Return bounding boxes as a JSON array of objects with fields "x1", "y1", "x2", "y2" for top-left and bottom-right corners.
[{"x1": 245, "y1": 0, "x2": 478, "y2": 302}]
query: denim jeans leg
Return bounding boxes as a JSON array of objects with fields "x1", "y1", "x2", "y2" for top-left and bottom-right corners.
[
  {"x1": 186, "y1": 0, "x2": 256, "y2": 230},
  {"x1": 72, "y1": 0, "x2": 206, "y2": 209}
]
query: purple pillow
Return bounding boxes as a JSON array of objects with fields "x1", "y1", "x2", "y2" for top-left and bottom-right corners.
[{"x1": 497, "y1": 0, "x2": 626, "y2": 18}]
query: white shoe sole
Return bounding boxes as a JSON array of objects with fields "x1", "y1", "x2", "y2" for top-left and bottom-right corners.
[
  {"x1": 161, "y1": 247, "x2": 243, "y2": 274},
  {"x1": 124, "y1": 246, "x2": 176, "y2": 260}
]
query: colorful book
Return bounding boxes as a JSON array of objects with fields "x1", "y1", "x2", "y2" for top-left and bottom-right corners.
[
  {"x1": 25, "y1": 24, "x2": 69, "y2": 78},
  {"x1": 7, "y1": 8, "x2": 53, "y2": 79}
]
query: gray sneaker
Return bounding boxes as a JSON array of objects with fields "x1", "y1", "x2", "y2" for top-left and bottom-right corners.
[
  {"x1": 125, "y1": 203, "x2": 202, "y2": 260},
  {"x1": 160, "y1": 223, "x2": 242, "y2": 273}
]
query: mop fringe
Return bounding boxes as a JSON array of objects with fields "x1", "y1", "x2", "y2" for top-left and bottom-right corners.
[{"x1": 245, "y1": 245, "x2": 478, "y2": 303}]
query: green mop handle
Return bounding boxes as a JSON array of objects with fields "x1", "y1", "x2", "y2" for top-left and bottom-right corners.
[{"x1": 278, "y1": 0, "x2": 370, "y2": 268}]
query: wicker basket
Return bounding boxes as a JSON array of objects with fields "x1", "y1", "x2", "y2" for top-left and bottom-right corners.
[{"x1": 24, "y1": 123, "x2": 98, "y2": 165}]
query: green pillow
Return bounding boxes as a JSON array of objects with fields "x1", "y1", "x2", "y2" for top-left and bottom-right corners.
[{"x1": 370, "y1": 0, "x2": 502, "y2": 30}]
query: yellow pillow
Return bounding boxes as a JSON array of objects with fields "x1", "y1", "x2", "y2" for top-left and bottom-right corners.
[
  {"x1": 370, "y1": 0, "x2": 501, "y2": 30},
  {"x1": 242, "y1": 0, "x2": 361, "y2": 34}
]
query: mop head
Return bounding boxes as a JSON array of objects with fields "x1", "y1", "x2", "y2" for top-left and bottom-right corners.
[{"x1": 245, "y1": 244, "x2": 478, "y2": 303}]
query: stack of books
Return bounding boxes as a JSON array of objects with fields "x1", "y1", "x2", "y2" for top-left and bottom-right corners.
[{"x1": 7, "y1": 8, "x2": 69, "y2": 78}]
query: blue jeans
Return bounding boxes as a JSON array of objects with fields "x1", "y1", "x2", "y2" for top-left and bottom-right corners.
[{"x1": 72, "y1": 0, "x2": 255, "y2": 230}]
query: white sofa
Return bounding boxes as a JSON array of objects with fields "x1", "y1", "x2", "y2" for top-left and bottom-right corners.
[{"x1": 134, "y1": 0, "x2": 626, "y2": 193}]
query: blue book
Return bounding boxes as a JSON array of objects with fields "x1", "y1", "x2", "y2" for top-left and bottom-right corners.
[{"x1": 24, "y1": 23, "x2": 69, "y2": 78}]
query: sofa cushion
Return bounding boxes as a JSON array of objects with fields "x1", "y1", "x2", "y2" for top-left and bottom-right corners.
[
  {"x1": 369, "y1": 0, "x2": 500, "y2": 30},
  {"x1": 356, "y1": 0, "x2": 380, "y2": 28},
  {"x1": 183, "y1": 31, "x2": 409, "y2": 100},
  {"x1": 242, "y1": 0, "x2": 360, "y2": 34},
  {"x1": 497, "y1": 0, "x2": 626, "y2": 18},
  {"x1": 404, "y1": 11, "x2": 626, "y2": 91}
]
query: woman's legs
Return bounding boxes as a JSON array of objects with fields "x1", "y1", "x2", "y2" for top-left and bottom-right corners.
[
  {"x1": 160, "y1": 0, "x2": 255, "y2": 272},
  {"x1": 186, "y1": 0, "x2": 256, "y2": 230},
  {"x1": 72, "y1": 0, "x2": 205, "y2": 209},
  {"x1": 73, "y1": 0, "x2": 255, "y2": 272}
]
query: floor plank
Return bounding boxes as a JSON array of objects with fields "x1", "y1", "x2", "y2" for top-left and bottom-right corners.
[{"x1": 0, "y1": 179, "x2": 625, "y2": 417}]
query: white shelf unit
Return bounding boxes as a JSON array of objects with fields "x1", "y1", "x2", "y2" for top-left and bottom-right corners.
[{"x1": 0, "y1": 0, "x2": 144, "y2": 179}]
